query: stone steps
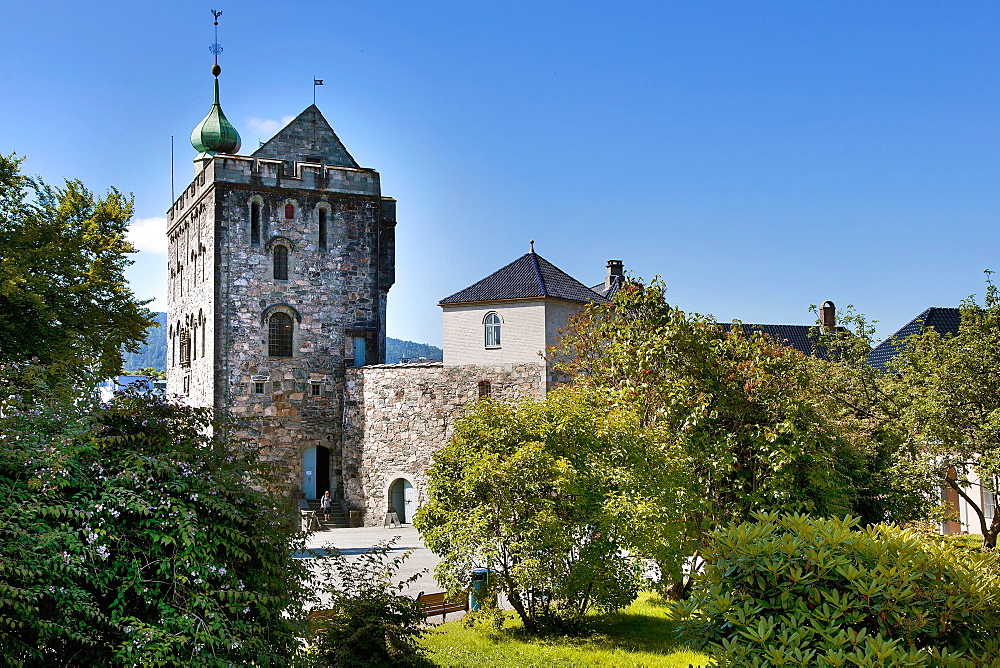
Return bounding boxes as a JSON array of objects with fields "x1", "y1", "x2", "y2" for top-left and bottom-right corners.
[{"x1": 304, "y1": 500, "x2": 349, "y2": 529}]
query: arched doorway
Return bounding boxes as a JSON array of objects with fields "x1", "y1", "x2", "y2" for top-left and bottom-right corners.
[
  {"x1": 302, "y1": 445, "x2": 330, "y2": 500},
  {"x1": 388, "y1": 478, "x2": 415, "y2": 523}
]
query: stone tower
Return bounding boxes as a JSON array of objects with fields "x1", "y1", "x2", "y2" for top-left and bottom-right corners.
[{"x1": 167, "y1": 63, "x2": 396, "y2": 500}]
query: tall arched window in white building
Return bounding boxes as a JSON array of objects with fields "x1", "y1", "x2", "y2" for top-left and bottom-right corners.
[{"x1": 484, "y1": 312, "x2": 501, "y2": 348}]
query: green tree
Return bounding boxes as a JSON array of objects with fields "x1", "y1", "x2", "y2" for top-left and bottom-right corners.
[
  {"x1": 0, "y1": 371, "x2": 309, "y2": 666},
  {"x1": 414, "y1": 387, "x2": 681, "y2": 633},
  {"x1": 887, "y1": 276, "x2": 1000, "y2": 548},
  {"x1": 551, "y1": 278, "x2": 885, "y2": 597},
  {"x1": 803, "y1": 305, "x2": 933, "y2": 527},
  {"x1": 0, "y1": 153, "x2": 155, "y2": 380}
]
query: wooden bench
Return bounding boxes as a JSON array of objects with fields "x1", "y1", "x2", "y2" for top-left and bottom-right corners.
[
  {"x1": 307, "y1": 608, "x2": 335, "y2": 634},
  {"x1": 417, "y1": 591, "x2": 468, "y2": 621}
]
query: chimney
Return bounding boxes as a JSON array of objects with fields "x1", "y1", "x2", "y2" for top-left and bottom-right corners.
[
  {"x1": 606, "y1": 260, "x2": 624, "y2": 289},
  {"x1": 820, "y1": 301, "x2": 836, "y2": 332}
]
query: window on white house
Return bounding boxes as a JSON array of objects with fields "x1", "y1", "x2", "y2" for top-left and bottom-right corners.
[{"x1": 484, "y1": 312, "x2": 501, "y2": 348}]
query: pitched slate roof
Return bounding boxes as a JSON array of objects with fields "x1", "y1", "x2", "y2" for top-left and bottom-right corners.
[
  {"x1": 720, "y1": 323, "x2": 841, "y2": 357},
  {"x1": 251, "y1": 105, "x2": 359, "y2": 168},
  {"x1": 590, "y1": 277, "x2": 624, "y2": 300},
  {"x1": 440, "y1": 253, "x2": 608, "y2": 305},
  {"x1": 867, "y1": 307, "x2": 961, "y2": 372}
]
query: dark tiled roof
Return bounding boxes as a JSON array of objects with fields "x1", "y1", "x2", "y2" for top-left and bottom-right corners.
[
  {"x1": 867, "y1": 307, "x2": 961, "y2": 372},
  {"x1": 440, "y1": 253, "x2": 608, "y2": 305},
  {"x1": 721, "y1": 323, "x2": 837, "y2": 357},
  {"x1": 590, "y1": 277, "x2": 624, "y2": 300}
]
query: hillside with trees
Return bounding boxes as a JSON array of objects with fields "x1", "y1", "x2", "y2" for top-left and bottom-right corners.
[
  {"x1": 125, "y1": 312, "x2": 440, "y2": 371},
  {"x1": 122, "y1": 311, "x2": 167, "y2": 371}
]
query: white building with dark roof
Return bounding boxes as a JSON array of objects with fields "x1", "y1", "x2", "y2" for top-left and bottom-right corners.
[{"x1": 439, "y1": 250, "x2": 611, "y2": 376}]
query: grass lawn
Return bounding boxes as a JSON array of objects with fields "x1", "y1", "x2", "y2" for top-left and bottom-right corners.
[{"x1": 419, "y1": 592, "x2": 711, "y2": 667}]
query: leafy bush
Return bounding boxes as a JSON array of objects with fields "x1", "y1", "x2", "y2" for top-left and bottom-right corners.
[
  {"x1": 305, "y1": 539, "x2": 432, "y2": 667},
  {"x1": 678, "y1": 513, "x2": 1000, "y2": 666},
  {"x1": 415, "y1": 388, "x2": 654, "y2": 634},
  {"x1": 0, "y1": 375, "x2": 309, "y2": 666}
]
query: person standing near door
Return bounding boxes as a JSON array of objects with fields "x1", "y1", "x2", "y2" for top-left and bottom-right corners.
[{"x1": 320, "y1": 490, "x2": 332, "y2": 523}]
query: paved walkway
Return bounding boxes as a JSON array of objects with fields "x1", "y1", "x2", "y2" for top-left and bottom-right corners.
[{"x1": 297, "y1": 524, "x2": 443, "y2": 599}]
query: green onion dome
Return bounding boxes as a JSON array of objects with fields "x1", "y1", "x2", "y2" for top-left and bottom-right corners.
[{"x1": 191, "y1": 70, "x2": 241, "y2": 160}]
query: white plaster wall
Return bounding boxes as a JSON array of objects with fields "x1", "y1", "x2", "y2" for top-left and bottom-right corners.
[
  {"x1": 442, "y1": 301, "x2": 549, "y2": 366},
  {"x1": 950, "y1": 470, "x2": 997, "y2": 536},
  {"x1": 544, "y1": 299, "x2": 586, "y2": 351}
]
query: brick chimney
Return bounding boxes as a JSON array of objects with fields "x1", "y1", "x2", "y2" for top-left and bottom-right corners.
[
  {"x1": 606, "y1": 260, "x2": 624, "y2": 290},
  {"x1": 820, "y1": 301, "x2": 836, "y2": 332}
]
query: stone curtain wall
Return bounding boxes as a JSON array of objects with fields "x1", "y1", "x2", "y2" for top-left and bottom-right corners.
[{"x1": 342, "y1": 362, "x2": 546, "y2": 525}]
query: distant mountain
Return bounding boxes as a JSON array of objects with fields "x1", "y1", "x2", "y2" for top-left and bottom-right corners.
[
  {"x1": 385, "y1": 337, "x2": 442, "y2": 364},
  {"x1": 123, "y1": 312, "x2": 167, "y2": 372},
  {"x1": 123, "y1": 313, "x2": 440, "y2": 371}
]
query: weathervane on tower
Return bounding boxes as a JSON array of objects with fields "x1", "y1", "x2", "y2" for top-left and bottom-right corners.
[
  {"x1": 210, "y1": 9, "x2": 224, "y2": 75},
  {"x1": 190, "y1": 8, "x2": 241, "y2": 163}
]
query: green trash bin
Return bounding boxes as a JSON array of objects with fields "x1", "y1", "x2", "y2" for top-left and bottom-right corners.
[{"x1": 469, "y1": 568, "x2": 491, "y2": 611}]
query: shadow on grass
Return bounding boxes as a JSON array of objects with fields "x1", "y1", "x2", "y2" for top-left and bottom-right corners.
[{"x1": 493, "y1": 598, "x2": 691, "y2": 657}]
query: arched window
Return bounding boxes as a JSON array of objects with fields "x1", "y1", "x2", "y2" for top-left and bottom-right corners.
[
  {"x1": 478, "y1": 380, "x2": 491, "y2": 398},
  {"x1": 284, "y1": 203, "x2": 295, "y2": 219},
  {"x1": 179, "y1": 327, "x2": 191, "y2": 368},
  {"x1": 484, "y1": 312, "x2": 501, "y2": 348},
  {"x1": 250, "y1": 201, "x2": 261, "y2": 246},
  {"x1": 268, "y1": 313, "x2": 293, "y2": 357},
  {"x1": 318, "y1": 207, "x2": 328, "y2": 252},
  {"x1": 273, "y1": 245, "x2": 288, "y2": 280}
]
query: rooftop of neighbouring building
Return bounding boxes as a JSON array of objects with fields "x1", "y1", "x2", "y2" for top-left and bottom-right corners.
[{"x1": 867, "y1": 307, "x2": 961, "y2": 372}]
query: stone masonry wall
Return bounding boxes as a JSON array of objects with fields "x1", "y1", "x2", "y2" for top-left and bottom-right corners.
[
  {"x1": 168, "y1": 149, "x2": 395, "y2": 499},
  {"x1": 341, "y1": 361, "x2": 546, "y2": 525}
]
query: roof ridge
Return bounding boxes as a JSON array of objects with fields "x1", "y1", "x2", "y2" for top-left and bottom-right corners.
[{"x1": 531, "y1": 253, "x2": 548, "y2": 297}]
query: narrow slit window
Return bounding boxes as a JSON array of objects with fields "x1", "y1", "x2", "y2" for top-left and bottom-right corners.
[
  {"x1": 318, "y1": 208, "x2": 327, "y2": 251},
  {"x1": 250, "y1": 202, "x2": 261, "y2": 246},
  {"x1": 273, "y1": 245, "x2": 288, "y2": 280}
]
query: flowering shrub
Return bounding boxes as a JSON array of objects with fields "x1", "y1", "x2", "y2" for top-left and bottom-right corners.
[{"x1": 0, "y1": 370, "x2": 309, "y2": 666}]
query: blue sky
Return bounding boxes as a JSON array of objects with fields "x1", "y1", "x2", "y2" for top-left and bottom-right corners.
[{"x1": 2, "y1": 1, "x2": 997, "y2": 346}]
